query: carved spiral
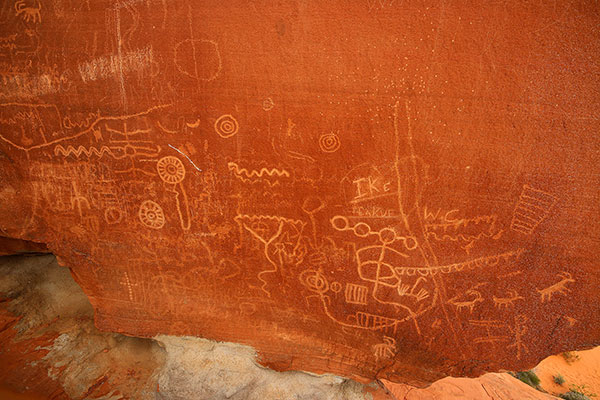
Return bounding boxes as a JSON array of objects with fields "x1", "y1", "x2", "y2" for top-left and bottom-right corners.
[
  {"x1": 214, "y1": 114, "x2": 239, "y2": 138},
  {"x1": 138, "y1": 200, "x2": 165, "y2": 229},
  {"x1": 157, "y1": 156, "x2": 185, "y2": 184},
  {"x1": 319, "y1": 132, "x2": 341, "y2": 153},
  {"x1": 299, "y1": 269, "x2": 329, "y2": 294}
]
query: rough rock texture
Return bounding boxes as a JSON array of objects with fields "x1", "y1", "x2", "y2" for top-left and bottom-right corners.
[
  {"x1": 0, "y1": 0, "x2": 599, "y2": 385},
  {"x1": 0, "y1": 237, "x2": 47, "y2": 256},
  {"x1": 155, "y1": 335, "x2": 377, "y2": 400},
  {"x1": 0, "y1": 254, "x2": 164, "y2": 399},
  {"x1": 0, "y1": 254, "x2": 578, "y2": 400},
  {"x1": 382, "y1": 374, "x2": 559, "y2": 400},
  {"x1": 0, "y1": 254, "x2": 385, "y2": 399}
]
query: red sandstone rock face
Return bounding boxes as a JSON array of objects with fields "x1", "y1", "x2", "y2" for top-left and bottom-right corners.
[
  {"x1": 0, "y1": 0, "x2": 598, "y2": 385},
  {"x1": 0, "y1": 237, "x2": 47, "y2": 255}
]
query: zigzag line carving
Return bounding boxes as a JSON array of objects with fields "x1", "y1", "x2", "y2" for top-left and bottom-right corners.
[{"x1": 54, "y1": 144, "x2": 115, "y2": 159}]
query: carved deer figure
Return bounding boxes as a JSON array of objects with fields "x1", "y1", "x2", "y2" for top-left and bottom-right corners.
[
  {"x1": 537, "y1": 272, "x2": 575, "y2": 303},
  {"x1": 493, "y1": 290, "x2": 524, "y2": 309},
  {"x1": 14, "y1": 0, "x2": 41, "y2": 24},
  {"x1": 448, "y1": 288, "x2": 484, "y2": 313}
]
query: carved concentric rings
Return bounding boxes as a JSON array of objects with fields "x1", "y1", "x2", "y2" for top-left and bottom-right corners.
[
  {"x1": 214, "y1": 114, "x2": 239, "y2": 138},
  {"x1": 319, "y1": 132, "x2": 341, "y2": 153},
  {"x1": 299, "y1": 269, "x2": 329, "y2": 294},
  {"x1": 157, "y1": 156, "x2": 185, "y2": 184},
  {"x1": 138, "y1": 200, "x2": 165, "y2": 229}
]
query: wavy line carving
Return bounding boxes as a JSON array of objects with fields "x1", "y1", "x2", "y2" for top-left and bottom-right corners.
[
  {"x1": 54, "y1": 144, "x2": 116, "y2": 159},
  {"x1": 227, "y1": 162, "x2": 290, "y2": 179}
]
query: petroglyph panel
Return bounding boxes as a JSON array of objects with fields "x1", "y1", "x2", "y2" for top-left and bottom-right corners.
[{"x1": 0, "y1": 0, "x2": 598, "y2": 388}]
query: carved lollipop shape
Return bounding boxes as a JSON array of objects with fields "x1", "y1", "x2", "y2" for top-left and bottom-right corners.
[
  {"x1": 157, "y1": 156, "x2": 185, "y2": 184},
  {"x1": 157, "y1": 156, "x2": 190, "y2": 230}
]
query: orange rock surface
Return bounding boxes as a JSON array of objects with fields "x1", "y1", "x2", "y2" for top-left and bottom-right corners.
[
  {"x1": 536, "y1": 347, "x2": 600, "y2": 398},
  {"x1": 383, "y1": 373, "x2": 559, "y2": 400},
  {"x1": 0, "y1": 0, "x2": 599, "y2": 385}
]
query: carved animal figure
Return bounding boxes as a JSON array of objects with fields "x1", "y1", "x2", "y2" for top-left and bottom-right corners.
[
  {"x1": 14, "y1": 0, "x2": 41, "y2": 23},
  {"x1": 537, "y1": 272, "x2": 575, "y2": 303},
  {"x1": 448, "y1": 289, "x2": 483, "y2": 313},
  {"x1": 372, "y1": 336, "x2": 396, "y2": 360},
  {"x1": 493, "y1": 290, "x2": 524, "y2": 309}
]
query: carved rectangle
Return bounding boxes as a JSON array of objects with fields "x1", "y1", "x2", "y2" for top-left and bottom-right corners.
[
  {"x1": 510, "y1": 185, "x2": 558, "y2": 235},
  {"x1": 345, "y1": 283, "x2": 368, "y2": 305},
  {"x1": 355, "y1": 312, "x2": 398, "y2": 334}
]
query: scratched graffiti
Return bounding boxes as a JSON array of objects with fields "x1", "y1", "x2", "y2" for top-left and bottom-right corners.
[
  {"x1": 0, "y1": 2, "x2": 594, "y2": 382},
  {"x1": 4, "y1": 95, "x2": 575, "y2": 371}
]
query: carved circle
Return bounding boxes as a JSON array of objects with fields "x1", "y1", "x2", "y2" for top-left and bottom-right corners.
[
  {"x1": 104, "y1": 207, "x2": 123, "y2": 225},
  {"x1": 157, "y1": 156, "x2": 185, "y2": 184},
  {"x1": 331, "y1": 215, "x2": 349, "y2": 231},
  {"x1": 299, "y1": 269, "x2": 329, "y2": 294},
  {"x1": 403, "y1": 236, "x2": 419, "y2": 250},
  {"x1": 330, "y1": 281, "x2": 342, "y2": 293},
  {"x1": 319, "y1": 132, "x2": 341, "y2": 153},
  {"x1": 138, "y1": 200, "x2": 165, "y2": 229},
  {"x1": 262, "y1": 98, "x2": 274, "y2": 111},
  {"x1": 378, "y1": 228, "x2": 396, "y2": 244},
  {"x1": 214, "y1": 114, "x2": 239, "y2": 138},
  {"x1": 354, "y1": 222, "x2": 371, "y2": 237},
  {"x1": 174, "y1": 39, "x2": 222, "y2": 81}
]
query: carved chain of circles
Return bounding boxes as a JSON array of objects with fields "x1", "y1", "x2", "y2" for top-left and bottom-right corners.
[{"x1": 330, "y1": 215, "x2": 417, "y2": 250}]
